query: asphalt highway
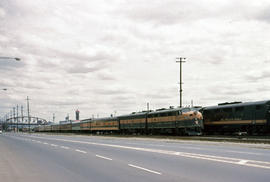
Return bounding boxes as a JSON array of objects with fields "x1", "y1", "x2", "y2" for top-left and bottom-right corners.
[{"x1": 1, "y1": 133, "x2": 270, "y2": 182}]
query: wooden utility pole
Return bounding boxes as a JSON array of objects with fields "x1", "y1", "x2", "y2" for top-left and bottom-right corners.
[
  {"x1": 176, "y1": 57, "x2": 186, "y2": 108},
  {"x1": 16, "y1": 105, "x2": 19, "y2": 132},
  {"x1": 27, "y1": 96, "x2": 30, "y2": 132},
  {"x1": 21, "y1": 105, "x2": 23, "y2": 123}
]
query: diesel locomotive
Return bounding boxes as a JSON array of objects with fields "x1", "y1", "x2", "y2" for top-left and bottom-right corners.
[{"x1": 203, "y1": 100, "x2": 270, "y2": 135}]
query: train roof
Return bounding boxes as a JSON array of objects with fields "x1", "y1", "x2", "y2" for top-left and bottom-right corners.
[
  {"x1": 50, "y1": 123, "x2": 59, "y2": 126},
  {"x1": 118, "y1": 107, "x2": 199, "y2": 118},
  {"x1": 149, "y1": 107, "x2": 197, "y2": 114},
  {"x1": 80, "y1": 117, "x2": 118, "y2": 123},
  {"x1": 80, "y1": 118, "x2": 92, "y2": 123},
  {"x1": 203, "y1": 100, "x2": 270, "y2": 110},
  {"x1": 91, "y1": 117, "x2": 118, "y2": 122}
]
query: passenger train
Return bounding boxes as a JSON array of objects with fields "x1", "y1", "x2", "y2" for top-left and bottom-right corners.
[
  {"x1": 35, "y1": 107, "x2": 203, "y2": 135},
  {"x1": 34, "y1": 100, "x2": 270, "y2": 135}
]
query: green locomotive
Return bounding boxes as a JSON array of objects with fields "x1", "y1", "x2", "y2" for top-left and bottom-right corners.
[
  {"x1": 119, "y1": 107, "x2": 203, "y2": 135},
  {"x1": 203, "y1": 100, "x2": 270, "y2": 135}
]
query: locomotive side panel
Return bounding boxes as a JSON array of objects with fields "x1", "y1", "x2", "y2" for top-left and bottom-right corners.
[{"x1": 203, "y1": 100, "x2": 270, "y2": 134}]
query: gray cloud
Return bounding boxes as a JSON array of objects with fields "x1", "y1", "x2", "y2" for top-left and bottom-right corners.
[
  {"x1": 1, "y1": 0, "x2": 270, "y2": 121},
  {"x1": 0, "y1": 7, "x2": 5, "y2": 18},
  {"x1": 245, "y1": 71, "x2": 270, "y2": 82},
  {"x1": 143, "y1": 88, "x2": 175, "y2": 100},
  {"x1": 92, "y1": 87, "x2": 132, "y2": 96},
  {"x1": 0, "y1": 58, "x2": 26, "y2": 70},
  {"x1": 116, "y1": 0, "x2": 211, "y2": 25},
  {"x1": 67, "y1": 63, "x2": 103, "y2": 74},
  {"x1": 256, "y1": 86, "x2": 270, "y2": 92},
  {"x1": 115, "y1": 0, "x2": 266, "y2": 26},
  {"x1": 42, "y1": 100, "x2": 86, "y2": 106},
  {"x1": 208, "y1": 83, "x2": 253, "y2": 96},
  {"x1": 257, "y1": 6, "x2": 270, "y2": 23},
  {"x1": 96, "y1": 72, "x2": 117, "y2": 81}
]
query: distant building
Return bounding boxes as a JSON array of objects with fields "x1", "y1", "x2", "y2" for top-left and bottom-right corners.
[{"x1": 76, "y1": 109, "x2": 80, "y2": 120}]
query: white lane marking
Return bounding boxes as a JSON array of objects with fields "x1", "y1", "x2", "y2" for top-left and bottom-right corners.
[
  {"x1": 128, "y1": 164, "x2": 162, "y2": 175},
  {"x1": 223, "y1": 150, "x2": 261, "y2": 155},
  {"x1": 149, "y1": 144, "x2": 165, "y2": 147},
  {"x1": 23, "y1": 135, "x2": 270, "y2": 169},
  {"x1": 75, "y1": 149, "x2": 87, "y2": 154},
  {"x1": 125, "y1": 142, "x2": 165, "y2": 147},
  {"x1": 238, "y1": 160, "x2": 249, "y2": 165},
  {"x1": 32, "y1": 140, "x2": 36, "y2": 142},
  {"x1": 173, "y1": 146, "x2": 262, "y2": 155},
  {"x1": 60, "y1": 146, "x2": 70, "y2": 149},
  {"x1": 36, "y1": 141, "x2": 42, "y2": 143},
  {"x1": 43, "y1": 142, "x2": 48, "y2": 145},
  {"x1": 96, "y1": 155, "x2": 112, "y2": 161},
  {"x1": 51, "y1": 144, "x2": 58, "y2": 147}
]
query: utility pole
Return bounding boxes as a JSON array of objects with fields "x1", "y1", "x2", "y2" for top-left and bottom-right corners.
[
  {"x1": 21, "y1": 105, "x2": 23, "y2": 123},
  {"x1": 27, "y1": 96, "x2": 30, "y2": 133},
  {"x1": 10, "y1": 110, "x2": 12, "y2": 124},
  {"x1": 145, "y1": 102, "x2": 149, "y2": 135},
  {"x1": 13, "y1": 107, "x2": 15, "y2": 132},
  {"x1": 16, "y1": 105, "x2": 19, "y2": 132},
  {"x1": 176, "y1": 57, "x2": 186, "y2": 108}
]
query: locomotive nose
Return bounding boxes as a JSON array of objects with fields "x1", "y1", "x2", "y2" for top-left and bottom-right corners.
[{"x1": 196, "y1": 111, "x2": 203, "y2": 120}]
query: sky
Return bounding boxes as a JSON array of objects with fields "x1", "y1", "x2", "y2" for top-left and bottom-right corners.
[{"x1": 1, "y1": 0, "x2": 270, "y2": 122}]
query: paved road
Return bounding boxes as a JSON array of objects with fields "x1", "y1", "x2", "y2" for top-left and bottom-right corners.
[{"x1": 1, "y1": 133, "x2": 270, "y2": 182}]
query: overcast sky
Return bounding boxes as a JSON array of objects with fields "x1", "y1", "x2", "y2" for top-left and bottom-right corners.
[{"x1": 1, "y1": 0, "x2": 270, "y2": 122}]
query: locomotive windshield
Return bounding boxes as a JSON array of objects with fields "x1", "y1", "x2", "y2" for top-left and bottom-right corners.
[{"x1": 181, "y1": 108, "x2": 191, "y2": 113}]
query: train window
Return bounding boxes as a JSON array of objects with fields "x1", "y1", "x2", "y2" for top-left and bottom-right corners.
[
  {"x1": 160, "y1": 113, "x2": 167, "y2": 117},
  {"x1": 235, "y1": 107, "x2": 244, "y2": 112},
  {"x1": 256, "y1": 105, "x2": 262, "y2": 110},
  {"x1": 168, "y1": 112, "x2": 173, "y2": 116},
  {"x1": 223, "y1": 108, "x2": 232, "y2": 112},
  {"x1": 221, "y1": 108, "x2": 233, "y2": 120},
  {"x1": 234, "y1": 107, "x2": 244, "y2": 119},
  {"x1": 203, "y1": 109, "x2": 220, "y2": 121}
]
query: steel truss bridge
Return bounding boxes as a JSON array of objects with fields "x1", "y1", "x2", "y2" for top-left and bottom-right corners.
[{"x1": 2, "y1": 116, "x2": 48, "y2": 131}]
